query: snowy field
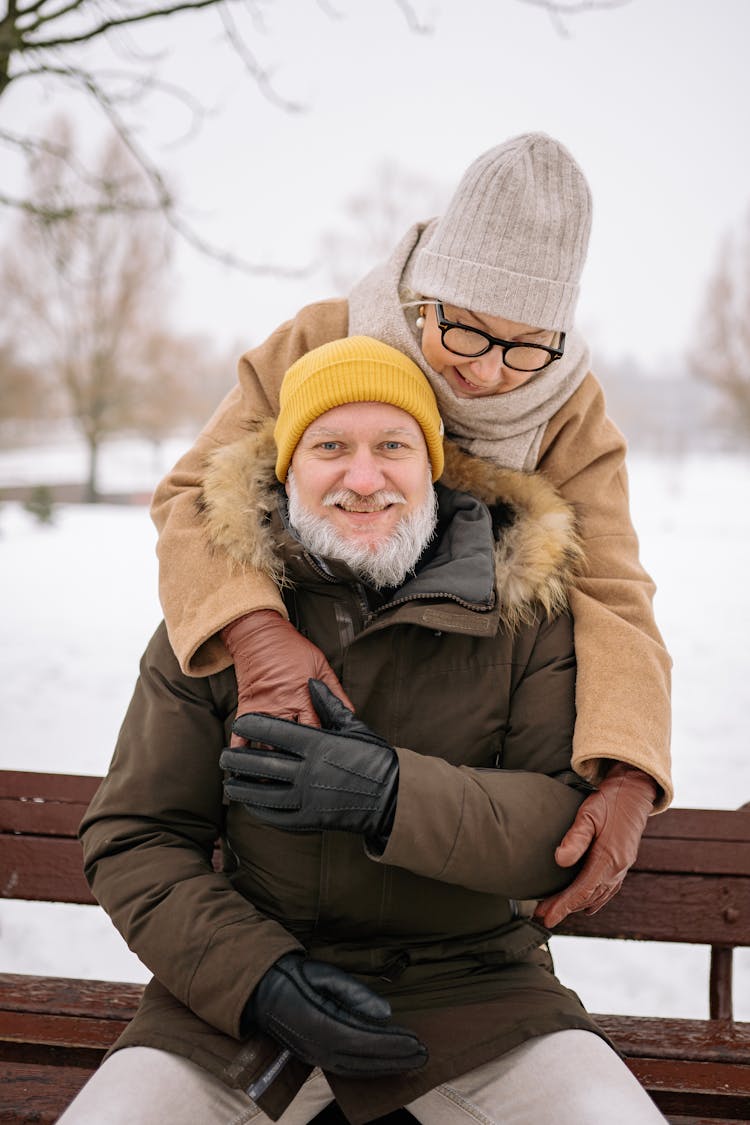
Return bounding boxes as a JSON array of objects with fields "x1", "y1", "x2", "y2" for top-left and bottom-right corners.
[{"x1": 1, "y1": 439, "x2": 749, "y2": 1020}]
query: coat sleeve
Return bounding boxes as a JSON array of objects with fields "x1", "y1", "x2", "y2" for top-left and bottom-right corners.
[
  {"x1": 79, "y1": 623, "x2": 302, "y2": 1040},
  {"x1": 149, "y1": 299, "x2": 349, "y2": 677},
  {"x1": 375, "y1": 612, "x2": 588, "y2": 900},
  {"x1": 537, "y1": 372, "x2": 672, "y2": 809}
]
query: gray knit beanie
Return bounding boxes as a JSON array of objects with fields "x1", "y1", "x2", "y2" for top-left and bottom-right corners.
[{"x1": 411, "y1": 132, "x2": 592, "y2": 332}]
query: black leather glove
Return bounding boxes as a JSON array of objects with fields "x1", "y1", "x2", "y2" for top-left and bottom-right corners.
[
  {"x1": 244, "y1": 953, "x2": 427, "y2": 1075},
  {"x1": 221, "y1": 680, "x2": 399, "y2": 840}
]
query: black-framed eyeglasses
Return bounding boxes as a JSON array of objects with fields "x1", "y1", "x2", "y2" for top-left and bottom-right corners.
[{"x1": 433, "y1": 301, "x2": 565, "y2": 373}]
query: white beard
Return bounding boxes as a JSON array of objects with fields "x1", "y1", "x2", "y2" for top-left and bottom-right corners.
[{"x1": 286, "y1": 467, "x2": 438, "y2": 590}]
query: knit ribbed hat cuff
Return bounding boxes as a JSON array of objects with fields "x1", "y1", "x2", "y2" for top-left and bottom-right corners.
[{"x1": 414, "y1": 250, "x2": 579, "y2": 332}]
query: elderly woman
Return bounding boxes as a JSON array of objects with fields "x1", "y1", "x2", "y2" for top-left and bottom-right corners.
[{"x1": 151, "y1": 131, "x2": 672, "y2": 927}]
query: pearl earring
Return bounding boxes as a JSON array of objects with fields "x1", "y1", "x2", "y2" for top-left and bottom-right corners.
[{"x1": 415, "y1": 306, "x2": 426, "y2": 329}]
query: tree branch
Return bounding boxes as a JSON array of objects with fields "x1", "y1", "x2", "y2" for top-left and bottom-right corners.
[
  {"x1": 0, "y1": 190, "x2": 166, "y2": 219},
  {"x1": 17, "y1": 0, "x2": 89, "y2": 33},
  {"x1": 1, "y1": 0, "x2": 437, "y2": 277},
  {"x1": 217, "y1": 2, "x2": 304, "y2": 114},
  {"x1": 315, "y1": 0, "x2": 344, "y2": 19},
  {"x1": 10, "y1": 61, "x2": 312, "y2": 276},
  {"x1": 518, "y1": 0, "x2": 633, "y2": 11},
  {"x1": 0, "y1": 125, "x2": 146, "y2": 195},
  {"x1": 21, "y1": 0, "x2": 229, "y2": 50},
  {"x1": 517, "y1": 0, "x2": 633, "y2": 36},
  {"x1": 165, "y1": 207, "x2": 314, "y2": 276},
  {"x1": 16, "y1": 0, "x2": 85, "y2": 20},
  {"x1": 393, "y1": 0, "x2": 434, "y2": 34}
]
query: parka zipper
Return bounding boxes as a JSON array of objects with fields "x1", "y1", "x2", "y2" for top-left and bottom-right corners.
[
  {"x1": 379, "y1": 950, "x2": 411, "y2": 983},
  {"x1": 301, "y1": 552, "x2": 493, "y2": 635}
]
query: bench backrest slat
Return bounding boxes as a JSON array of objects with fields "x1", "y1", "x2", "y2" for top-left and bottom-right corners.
[
  {"x1": 0, "y1": 973, "x2": 143, "y2": 1019},
  {"x1": 0, "y1": 798, "x2": 92, "y2": 838},
  {"x1": 637, "y1": 837, "x2": 750, "y2": 876},
  {"x1": 0, "y1": 771, "x2": 101, "y2": 803},
  {"x1": 643, "y1": 806, "x2": 750, "y2": 841},
  {"x1": 2, "y1": 836, "x2": 96, "y2": 904},
  {"x1": 3, "y1": 771, "x2": 749, "y2": 949},
  {"x1": 558, "y1": 871, "x2": 750, "y2": 945},
  {"x1": 0, "y1": 771, "x2": 101, "y2": 839}
]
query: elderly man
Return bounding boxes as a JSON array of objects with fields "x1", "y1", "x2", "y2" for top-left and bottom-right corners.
[{"x1": 63, "y1": 337, "x2": 664, "y2": 1125}]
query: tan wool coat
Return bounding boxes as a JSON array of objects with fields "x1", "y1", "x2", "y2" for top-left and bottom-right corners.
[{"x1": 150, "y1": 299, "x2": 673, "y2": 807}]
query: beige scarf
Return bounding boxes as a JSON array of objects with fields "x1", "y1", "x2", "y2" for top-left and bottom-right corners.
[{"x1": 348, "y1": 222, "x2": 591, "y2": 471}]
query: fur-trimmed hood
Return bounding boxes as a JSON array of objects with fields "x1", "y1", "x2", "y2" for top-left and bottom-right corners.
[{"x1": 200, "y1": 419, "x2": 583, "y2": 629}]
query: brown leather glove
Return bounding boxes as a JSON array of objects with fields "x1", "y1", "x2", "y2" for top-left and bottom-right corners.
[
  {"x1": 534, "y1": 763, "x2": 658, "y2": 929},
  {"x1": 222, "y1": 611, "x2": 354, "y2": 745}
]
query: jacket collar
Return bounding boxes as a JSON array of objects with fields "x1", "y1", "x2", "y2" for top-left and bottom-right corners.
[
  {"x1": 199, "y1": 419, "x2": 583, "y2": 631},
  {"x1": 273, "y1": 483, "x2": 497, "y2": 612}
]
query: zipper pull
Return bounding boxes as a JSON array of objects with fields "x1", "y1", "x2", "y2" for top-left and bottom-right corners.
[{"x1": 379, "y1": 950, "x2": 411, "y2": 982}]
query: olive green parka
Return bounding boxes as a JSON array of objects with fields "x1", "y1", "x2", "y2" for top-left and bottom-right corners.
[{"x1": 80, "y1": 426, "x2": 604, "y2": 1123}]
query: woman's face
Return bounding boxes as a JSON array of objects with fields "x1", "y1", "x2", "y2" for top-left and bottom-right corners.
[{"x1": 419, "y1": 301, "x2": 558, "y2": 398}]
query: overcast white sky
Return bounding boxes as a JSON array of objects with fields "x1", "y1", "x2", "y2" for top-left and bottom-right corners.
[{"x1": 6, "y1": 0, "x2": 750, "y2": 371}]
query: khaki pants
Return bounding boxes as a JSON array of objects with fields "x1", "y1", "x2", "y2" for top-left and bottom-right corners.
[{"x1": 57, "y1": 1029, "x2": 667, "y2": 1124}]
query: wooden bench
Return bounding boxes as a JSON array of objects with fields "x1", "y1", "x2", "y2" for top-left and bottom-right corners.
[{"x1": 1, "y1": 769, "x2": 749, "y2": 1124}]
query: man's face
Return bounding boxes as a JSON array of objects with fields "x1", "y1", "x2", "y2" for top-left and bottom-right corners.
[{"x1": 285, "y1": 401, "x2": 437, "y2": 588}]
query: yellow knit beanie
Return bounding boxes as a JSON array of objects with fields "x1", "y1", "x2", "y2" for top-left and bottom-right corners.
[{"x1": 274, "y1": 336, "x2": 445, "y2": 482}]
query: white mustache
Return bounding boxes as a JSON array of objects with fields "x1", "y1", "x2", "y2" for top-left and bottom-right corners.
[{"x1": 322, "y1": 488, "x2": 406, "y2": 513}]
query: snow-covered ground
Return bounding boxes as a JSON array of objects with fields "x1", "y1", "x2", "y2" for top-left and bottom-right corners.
[{"x1": 1, "y1": 439, "x2": 748, "y2": 1019}]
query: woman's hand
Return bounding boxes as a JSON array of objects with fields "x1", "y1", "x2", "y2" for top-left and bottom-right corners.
[
  {"x1": 222, "y1": 611, "x2": 354, "y2": 744},
  {"x1": 534, "y1": 763, "x2": 659, "y2": 929}
]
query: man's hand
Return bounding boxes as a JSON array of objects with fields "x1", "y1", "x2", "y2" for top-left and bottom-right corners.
[
  {"x1": 534, "y1": 763, "x2": 659, "y2": 929},
  {"x1": 222, "y1": 612, "x2": 354, "y2": 743},
  {"x1": 220, "y1": 680, "x2": 399, "y2": 839},
  {"x1": 244, "y1": 953, "x2": 427, "y2": 1076}
]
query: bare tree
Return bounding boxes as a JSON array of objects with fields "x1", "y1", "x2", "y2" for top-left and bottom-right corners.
[
  {"x1": 0, "y1": 0, "x2": 438, "y2": 270},
  {"x1": 129, "y1": 328, "x2": 237, "y2": 449},
  {"x1": 1, "y1": 1, "x2": 623, "y2": 252},
  {"x1": 1, "y1": 119, "x2": 173, "y2": 500},
  {"x1": 0, "y1": 0, "x2": 434, "y2": 106},
  {"x1": 690, "y1": 209, "x2": 750, "y2": 442},
  {"x1": 318, "y1": 160, "x2": 447, "y2": 294},
  {"x1": 0, "y1": 0, "x2": 297, "y2": 202},
  {"x1": 0, "y1": 341, "x2": 50, "y2": 433}
]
